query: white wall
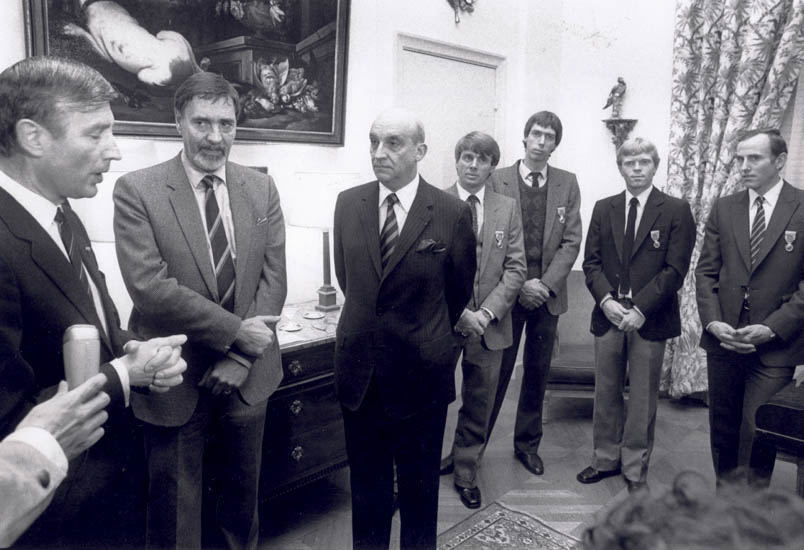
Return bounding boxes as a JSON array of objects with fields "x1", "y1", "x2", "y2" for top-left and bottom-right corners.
[{"x1": 1, "y1": 0, "x2": 676, "y2": 325}]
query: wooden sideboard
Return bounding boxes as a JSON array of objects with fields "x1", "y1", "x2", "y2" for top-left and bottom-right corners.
[{"x1": 260, "y1": 302, "x2": 347, "y2": 498}]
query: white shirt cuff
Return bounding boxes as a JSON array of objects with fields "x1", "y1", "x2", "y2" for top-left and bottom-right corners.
[
  {"x1": 110, "y1": 359, "x2": 131, "y2": 408},
  {"x1": 4, "y1": 427, "x2": 68, "y2": 477}
]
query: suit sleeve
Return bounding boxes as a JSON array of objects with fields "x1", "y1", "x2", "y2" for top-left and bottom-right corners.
[
  {"x1": 695, "y1": 200, "x2": 724, "y2": 328},
  {"x1": 583, "y1": 201, "x2": 614, "y2": 303},
  {"x1": 333, "y1": 193, "x2": 346, "y2": 293},
  {"x1": 763, "y1": 279, "x2": 804, "y2": 341},
  {"x1": 541, "y1": 176, "x2": 582, "y2": 292},
  {"x1": 479, "y1": 203, "x2": 526, "y2": 319},
  {"x1": 113, "y1": 176, "x2": 242, "y2": 353},
  {"x1": 0, "y1": 438, "x2": 66, "y2": 547},
  {"x1": 247, "y1": 177, "x2": 287, "y2": 320},
  {"x1": 446, "y1": 204, "x2": 477, "y2": 326},
  {"x1": 633, "y1": 200, "x2": 696, "y2": 316}
]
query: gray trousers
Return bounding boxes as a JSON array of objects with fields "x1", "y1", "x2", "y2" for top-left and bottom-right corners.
[
  {"x1": 449, "y1": 336, "x2": 503, "y2": 488},
  {"x1": 591, "y1": 327, "x2": 665, "y2": 483}
]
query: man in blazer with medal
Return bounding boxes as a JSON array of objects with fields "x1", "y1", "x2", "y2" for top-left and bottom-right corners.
[
  {"x1": 0, "y1": 57, "x2": 186, "y2": 548},
  {"x1": 579, "y1": 137, "x2": 695, "y2": 493},
  {"x1": 333, "y1": 108, "x2": 476, "y2": 549},
  {"x1": 440, "y1": 132, "x2": 526, "y2": 510},
  {"x1": 114, "y1": 72, "x2": 287, "y2": 550},
  {"x1": 487, "y1": 111, "x2": 582, "y2": 476},
  {"x1": 696, "y1": 128, "x2": 804, "y2": 484}
]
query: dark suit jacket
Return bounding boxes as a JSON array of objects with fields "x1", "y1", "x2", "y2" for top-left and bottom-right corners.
[
  {"x1": 444, "y1": 183, "x2": 526, "y2": 350},
  {"x1": 0, "y1": 188, "x2": 128, "y2": 438},
  {"x1": 333, "y1": 178, "x2": 476, "y2": 419},
  {"x1": 696, "y1": 181, "x2": 804, "y2": 366},
  {"x1": 491, "y1": 162, "x2": 582, "y2": 316},
  {"x1": 583, "y1": 187, "x2": 696, "y2": 341},
  {"x1": 113, "y1": 154, "x2": 287, "y2": 427}
]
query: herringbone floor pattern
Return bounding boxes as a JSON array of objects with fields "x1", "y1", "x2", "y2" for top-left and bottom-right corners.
[{"x1": 259, "y1": 372, "x2": 797, "y2": 549}]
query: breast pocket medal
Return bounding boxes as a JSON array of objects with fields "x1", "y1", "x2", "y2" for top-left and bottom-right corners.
[
  {"x1": 650, "y1": 230, "x2": 661, "y2": 248},
  {"x1": 495, "y1": 230, "x2": 505, "y2": 248},
  {"x1": 557, "y1": 206, "x2": 566, "y2": 224},
  {"x1": 785, "y1": 230, "x2": 796, "y2": 252}
]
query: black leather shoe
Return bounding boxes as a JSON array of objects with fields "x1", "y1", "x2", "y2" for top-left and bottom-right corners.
[
  {"x1": 439, "y1": 457, "x2": 454, "y2": 476},
  {"x1": 576, "y1": 466, "x2": 621, "y2": 484},
  {"x1": 515, "y1": 451, "x2": 544, "y2": 475},
  {"x1": 455, "y1": 484, "x2": 481, "y2": 509},
  {"x1": 626, "y1": 479, "x2": 648, "y2": 494}
]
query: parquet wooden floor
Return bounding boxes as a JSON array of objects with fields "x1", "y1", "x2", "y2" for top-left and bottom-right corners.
[{"x1": 258, "y1": 369, "x2": 798, "y2": 549}]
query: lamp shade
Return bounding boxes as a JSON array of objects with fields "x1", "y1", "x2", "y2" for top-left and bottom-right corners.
[{"x1": 285, "y1": 171, "x2": 361, "y2": 230}]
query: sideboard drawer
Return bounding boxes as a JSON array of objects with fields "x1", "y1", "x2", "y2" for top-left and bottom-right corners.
[
  {"x1": 261, "y1": 421, "x2": 347, "y2": 490},
  {"x1": 267, "y1": 376, "x2": 342, "y2": 435},
  {"x1": 280, "y1": 342, "x2": 335, "y2": 385}
]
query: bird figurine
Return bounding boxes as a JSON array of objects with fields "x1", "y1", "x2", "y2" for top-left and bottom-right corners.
[{"x1": 603, "y1": 77, "x2": 627, "y2": 118}]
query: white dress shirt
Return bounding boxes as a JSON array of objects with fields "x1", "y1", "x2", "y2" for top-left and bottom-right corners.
[
  {"x1": 518, "y1": 161, "x2": 548, "y2": 188},
  {"x1": 624, "y1": 185, "x2": 654, "y2": 236},
  {"x1": 456, "y1": 183, "x2": 485, "y2": 233},
  {"x1": 379, "y1": 174, "x2": 420, "y2": 234},
  {"x1": 748, "y1": 177, "x2": 783, "y2": 228}
]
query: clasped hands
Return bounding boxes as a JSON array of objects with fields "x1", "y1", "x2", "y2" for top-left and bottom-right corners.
[
  {"x1": 708, "y1": 321, "x2": 775, "y2": 354},
  {"x1": 120, "y1": 334, "x2": 187, "y2": 393},
  {"x1": 601, "y1": 299, "x2": 645, "y2": 332},
  {"x1": 199, "y1": 315, "x2": 280, "y2": 396},
  {"x1": 518, "y1": 279, "x2": 551, "y2": 310},
  {"x1": 455, "y1": 309, "x2": 491, "y2": 338}
]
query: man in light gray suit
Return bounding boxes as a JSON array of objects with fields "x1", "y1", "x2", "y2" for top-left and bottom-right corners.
[
  {"x1": 113, "y1": 72, "x2": 287, "y2": 550},
  {"x1": 440, "y1": 132, "x2": 526, "y2": 509},
  {"x1": 488, "y1": 111, "x2": 582, "y2": 476}
]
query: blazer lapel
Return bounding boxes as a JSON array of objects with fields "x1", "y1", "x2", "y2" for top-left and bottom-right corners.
[
  {"x1": 542, "y1": 166, "x2": 559, "y2": 246},
  {"x1": 357, "y1": 182, "x2": 382, "y2": 280},
  {"x1": 730, "y1": 191, "x2": 752, "y2": 271},
  {"x1": 166, "y1": 158, "x2": 219, "y2": 300},
  {"x1": 226, "y1": 164, "x2": 254, "y2": 312},
  {"x1": 631, "y1": 188, "x2": 663, "y2": 258},
  {"x1": 382, "y1": 181, "x2": 433, "y2": 279},
  {"x1": 753, "y1": 181, "x2": 800, "y2": 270},
  {"x1": 610, "y1": 192, "x2": 625, "y2": 262},
  {"x1": 480, "y1": 188, "x2": 500, "y2": 276}
]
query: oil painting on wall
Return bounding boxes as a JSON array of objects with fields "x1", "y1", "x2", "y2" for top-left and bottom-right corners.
[{"x1": 25, "y1": 0, "x2": 350, "y2": 144}]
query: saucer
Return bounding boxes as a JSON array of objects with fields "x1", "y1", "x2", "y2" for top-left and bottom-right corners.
[
  {"x1": 303, "y1": 311, "x2": 325, "y2": 320},
  {"x1": 279, "y1": 322, "x2": 302, "y2": 332}
]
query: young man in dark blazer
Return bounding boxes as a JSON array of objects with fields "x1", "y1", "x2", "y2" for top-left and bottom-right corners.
[
  {"x1": 333, "y1": 108, "x2": 476, "y2": 549},
  {"x1": 488, "y1": 111, "x2": 582, "y2": 476},
  {"x1": 579, "y1": 137, "x2": 695, "y2": 493},
  {"x1": 0, "y1": 56, "x2": 186, "y2": 548},
  {"x1": 440, "y1": 132, "x2": 526, "y2": 509},
  {"x1": 696, "y1": 128, "x2": 804, "y2": 484}
]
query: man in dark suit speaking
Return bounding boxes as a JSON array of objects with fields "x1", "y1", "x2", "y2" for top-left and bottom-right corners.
[
  {"x1": 578, "y1": 137, "x2": 695, "y2": 493},
  {"x1": 333, "y1": 108, "x2": 476, "y2": 549},
  {"x1": 696, "y1": 128, "x2": 804, "y2": 484}
]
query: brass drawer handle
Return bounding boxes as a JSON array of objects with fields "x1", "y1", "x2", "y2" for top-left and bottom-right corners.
[
  {"x1": 290, "y1": 400, "x2": 303, "y2": 416},
  {"x1": 291, "y1": 445, "x2": 304, "y2": 462},
  {"x1": 288, "y1": 360, "x2": 303, "y2": 376}
]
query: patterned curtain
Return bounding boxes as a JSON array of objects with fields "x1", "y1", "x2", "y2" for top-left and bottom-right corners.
[{"x1": 662, "y1": 0, "x2": 804, "y2": 398}]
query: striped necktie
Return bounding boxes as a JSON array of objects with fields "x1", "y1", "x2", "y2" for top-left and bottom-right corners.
[
  {"x1": 201, "y1": 175, "x2": 236, "y2": 311},
  {"x1": 55, "y1": 205, "x2": 92, "y2": 299},
  {"x1": 380, "y1": 193, "x2": 399, "y2": 271},
  {"x1": 750, "y1": 195, "x2": 766, "y2": 267}
]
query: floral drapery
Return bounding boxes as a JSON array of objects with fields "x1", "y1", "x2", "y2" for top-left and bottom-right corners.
[{"x1": 662, "y1": 0, "x2": 804, "y2": 398}]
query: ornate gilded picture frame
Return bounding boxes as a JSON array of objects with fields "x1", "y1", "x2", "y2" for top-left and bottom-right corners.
[{"x1": 25, "y1": 0, "x2": 350, "y2": 144}]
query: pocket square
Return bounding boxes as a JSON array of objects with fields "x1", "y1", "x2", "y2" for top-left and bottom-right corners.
[
  {"x1": 256, "y1": 216, "x2": 269, "y2": 226},
  {"x1": 416, "y1": 238, "x2": 447, "y2": 253}
]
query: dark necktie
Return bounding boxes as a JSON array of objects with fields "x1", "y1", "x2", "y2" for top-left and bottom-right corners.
[
  {"x1": 201, "y1": 175, "x2": 236, "y2": 311},
  {"x1": 380, "y1": 193, "x2": 399, "y2": 271},
  {"x1": 619, "y1": 197, "x2": 639, "y2": 296},
  {"x1": 467, "y1": 194, "x2": 480, "y2": 236},
  {"x1": 750, "y1": 196, "x2": 766, "y2": 267},
  {"x1": 529, "y1": 172, "x2": 541, "y2": 188},
  {"x1": 55, "y1": 205, "x2": 92, "y2": 299}
]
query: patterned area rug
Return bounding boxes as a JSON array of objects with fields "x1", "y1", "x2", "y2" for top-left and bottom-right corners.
[{"x1": 437, "y1": 502, "x2": 580, "y2": 550}]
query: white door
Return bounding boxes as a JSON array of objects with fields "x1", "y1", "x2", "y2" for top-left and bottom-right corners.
[{"x1": 396, "y1": 35, "x2": 505, "y2": 189}]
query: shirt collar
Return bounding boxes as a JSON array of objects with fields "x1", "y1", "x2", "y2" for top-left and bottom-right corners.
[
  {"x1": 0, "y1": 168, "x2": 60, "y2": 230},
  {"x1": 456, "y1": 182, "x2": 485, "y2": 204},
  {"x1": 518, "y1": 160, "x2": 548, "y2": 185},
  {"x1": 749, "y1": 177, "x2": 783, "y2": 210},
  {"x1": 626, "y1": 185, "x2": 654, "y2": 206},
  {"x1": 379, "y1": 174, "x2": 420, "y2": 212},
  {"x1": 181, "y1": 150, "x2": 227, "y2": 190}
]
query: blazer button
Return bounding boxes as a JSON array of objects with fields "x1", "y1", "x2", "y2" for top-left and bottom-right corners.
[
  {"x1": 376, "y1": 309, "x2": 384, "y2": 316},
  {"x1": 37, "y1": 469, "x2": 51, "y2": 489}
]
